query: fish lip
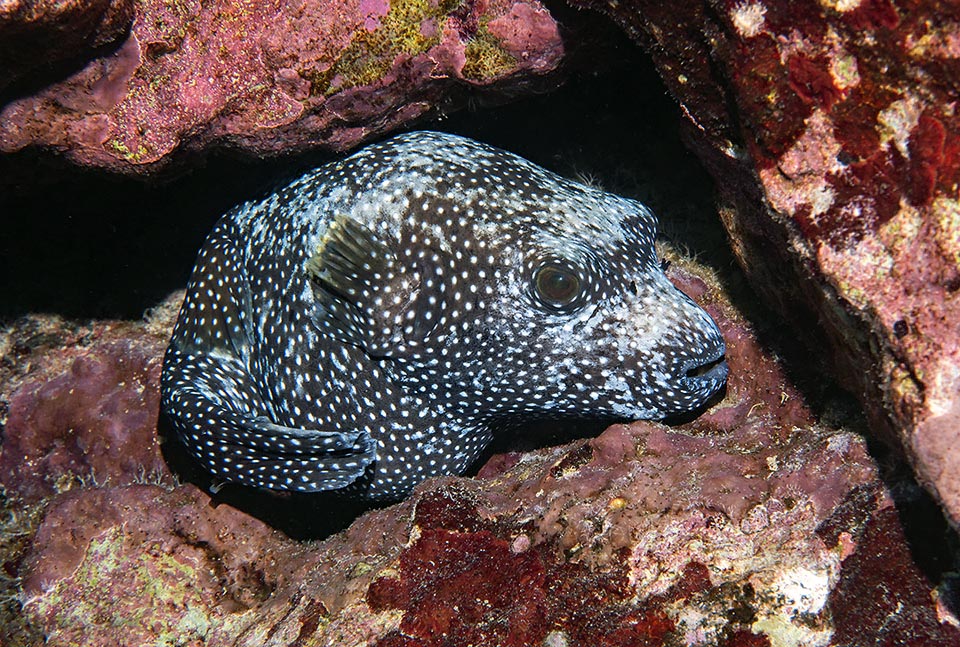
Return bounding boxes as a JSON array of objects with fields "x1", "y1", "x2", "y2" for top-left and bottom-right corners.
[
  {"x1": 679, "y1": 347, "x2": 729, "y2": 384},
  {"x1": 688, "y1": 358, "x2": 729, "y2": 383}
]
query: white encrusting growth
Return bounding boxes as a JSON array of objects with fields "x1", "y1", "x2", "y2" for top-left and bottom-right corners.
[{"x1": 160, "y1": 131, "x2": 728, "y2": 499}]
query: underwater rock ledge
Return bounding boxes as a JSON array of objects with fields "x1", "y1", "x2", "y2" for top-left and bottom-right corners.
[
  {"x1": 0, "y1": 0, "x2": 563, "y2": 177},
  {"x1": 2, "y1": 262, "x2": 957, "y2": 645},
  {"x1": 567, "y1": 0, "x2": 960, "y2": 528}
]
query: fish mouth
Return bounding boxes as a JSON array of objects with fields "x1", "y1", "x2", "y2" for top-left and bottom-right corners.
[
  {"x1": 684, "y1": 355, "x2": 728, "y2": 381},
  {"x1": 681, "y1": 350, "x2": 729, "y2": 386}
]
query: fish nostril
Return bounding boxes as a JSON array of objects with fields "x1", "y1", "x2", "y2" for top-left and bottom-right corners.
[{"x1": 685, "y1": 355, "x2": 727, "y2": 379}]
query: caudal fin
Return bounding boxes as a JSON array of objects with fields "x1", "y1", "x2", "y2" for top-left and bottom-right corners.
[{"x1": 160, "y1": 347, "x2": 375, "y2": 492}]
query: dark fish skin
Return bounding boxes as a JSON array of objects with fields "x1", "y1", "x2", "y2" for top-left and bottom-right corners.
[{"x1": 160, "y1": 131, "x2": 728, "y2": 499}]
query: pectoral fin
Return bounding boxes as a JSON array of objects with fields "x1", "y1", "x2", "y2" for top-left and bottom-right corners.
[{"x1": 306, "y1": 214, "x2": 442, "y2": 356}]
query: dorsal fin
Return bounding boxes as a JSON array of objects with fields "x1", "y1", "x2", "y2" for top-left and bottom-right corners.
[{"x1": 306, "y1": 215, "x2": 442, "y2": 356}]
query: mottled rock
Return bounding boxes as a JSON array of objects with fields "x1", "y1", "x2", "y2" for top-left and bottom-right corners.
[
  {"x1": 6, "y1": 258, "x2": 957, "y2": 645},
  {"x1": 569, "y1": 0, "x2": 960, "y2": 525},
  {"x1": 20, "y1": 485, "x2": 308, "y2": 646},
  {"x1": 17, "y1": 435, "x2": 959, "y2": 646},
  {"x1": 0, "y1": 0, "x2": 563, "y2": 176},
  {"x1": 0, "y1": 293, "x2": 180, "y2": 503}
]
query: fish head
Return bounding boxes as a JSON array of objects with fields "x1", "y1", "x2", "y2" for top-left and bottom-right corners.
[
  {"x1": 430, "y1": 181, "x2": 729, "y2": 422},
  {"x1": 307, "y1": 132, "x2": 727, "y2": 423}
]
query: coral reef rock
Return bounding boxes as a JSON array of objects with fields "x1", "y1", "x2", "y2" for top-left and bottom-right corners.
[
  {"x1": 0, "y1": 0, "x2": 563, "y2": 176},
  {"x1": 4, "y1": 261, "x2": 958, "y2": 645},
  {"x1": 0, "y1": 295, "x2": 180, "y2": 504},
  {"x1": 0, "y1": 0, "x2": 134, "y2": 93},
  {"x1": 569, "y1": 0, "x2": 960, "y2": 526}
]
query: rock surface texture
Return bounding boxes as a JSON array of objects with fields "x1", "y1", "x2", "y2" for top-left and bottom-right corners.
[
  {"x1": 0, "y1": 301, "x2": 176, "y2": 504},
  {"x1": 567, "y1": 0, "x2": 960, "y2": 526},
  {"x1": 0, "y1": 0, "x2": 134, "y2": 93},
  {"x1": 0, "y1": 0, "x2": 562, "y2": 176},
  {"x1": 2, "y1": 261, "x2": 957, "y2": 645}
]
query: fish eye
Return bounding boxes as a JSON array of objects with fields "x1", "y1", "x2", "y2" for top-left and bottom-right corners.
[{"x1": 533, "y1": 261, "x2": 583, "y2": 310}]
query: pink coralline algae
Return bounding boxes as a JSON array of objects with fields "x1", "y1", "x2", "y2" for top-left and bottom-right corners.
[
  {"x1": 0, "y1": 0, "x2": 563, "y2": 176},
  {"x1": 0, "y1": 0, "x2": 134, "y2": 92},
  {"x1": 568, "y1": 0, "x2": 960, "y2": 526},
  {"x1": 5, "y1": 259, "x2": 958, "y2": 645},
  {"x1": 0, "y1": 295, "x2": 180, "y2": 503}
]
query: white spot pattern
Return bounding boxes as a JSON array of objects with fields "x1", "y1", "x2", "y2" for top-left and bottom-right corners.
[{"x1": 160, "y1": 131, "x2": 728, "y2": 499}]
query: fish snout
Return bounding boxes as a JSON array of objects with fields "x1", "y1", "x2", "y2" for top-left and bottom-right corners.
[
  {"x1": 648, "y1": 291, "x2": 728, "y2": 414},
  {"x1": 662, "y1": 307, "x2": 728, "y2": 414}
]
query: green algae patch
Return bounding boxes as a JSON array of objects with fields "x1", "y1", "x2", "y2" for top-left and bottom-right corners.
[
  {"x1": 309, "y1": 0, "x2": 463, "y2": 96},
  {"x1": 105, "y1": 137, "x2": 151, "y2": 163},
  {"x1": 462, "y1": 24, "x2": 517, "y2": 81}
]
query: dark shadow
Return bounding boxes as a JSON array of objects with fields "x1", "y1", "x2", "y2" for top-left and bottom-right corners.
[
  {"x1": 0, "y1": 146, "x2": 340, "y2": 322},
  {"x1": 482, "y1": 417, "x2": 612, "y2": 459},
  {"x1": 1, "y1": 30, "x2": 131, "y2": 108},
  {"x1": 864, "y1": 432, "x2": 960, "y2": 616}
]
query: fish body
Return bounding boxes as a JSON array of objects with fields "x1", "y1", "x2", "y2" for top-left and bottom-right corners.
[{"x1": 161, "y1": 131, "x2": 727, "y2": 499}]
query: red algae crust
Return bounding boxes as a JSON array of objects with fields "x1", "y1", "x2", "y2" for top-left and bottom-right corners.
[
  {"x1": 567, "y1": 0, "x2": 960, "y2": 525},
  {"x1": 0, "y1": 0, "x2": 563, "y2": 176}
]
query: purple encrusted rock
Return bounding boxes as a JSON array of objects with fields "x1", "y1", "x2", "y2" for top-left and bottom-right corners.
[
  {"x1": 0, "y1": 295, "x2": 179, "y2": 504},
  {"x1": 6, "y1": 257, "x2": 957, "y2": 645},
  {"x1": 0, "y1": 0, "x2": 563, "y2": 177}
]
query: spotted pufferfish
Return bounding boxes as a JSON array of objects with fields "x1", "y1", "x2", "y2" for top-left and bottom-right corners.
[{"x1": 160, "y1": 131, "x2": 728, "y2": 500}]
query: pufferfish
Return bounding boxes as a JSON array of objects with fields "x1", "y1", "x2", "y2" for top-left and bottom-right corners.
[{"x1": 160, "y1": 131, "x2": 728, "y2": 500}]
